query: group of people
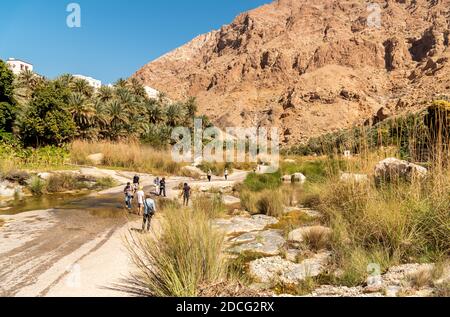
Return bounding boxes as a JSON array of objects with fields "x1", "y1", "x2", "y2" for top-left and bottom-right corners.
[
  {"x1": 206, "y1": 169, "x2": 229, "y2": 182},
  {"x1": 123, "y1": 174, "x2": 158, "y2": 232},
  {"x1": 123, "y1": 168, "x2": 231, "y2": 232}
]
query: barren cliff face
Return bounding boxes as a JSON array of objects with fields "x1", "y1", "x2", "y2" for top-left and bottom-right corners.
[{"x1": 132, "y1": 0, "x2": 450, "y2": 146}]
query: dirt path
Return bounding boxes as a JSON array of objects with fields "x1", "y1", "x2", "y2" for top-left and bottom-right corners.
[{"x1": 0, "y1": 169, "x2": 248, "y2": 297}]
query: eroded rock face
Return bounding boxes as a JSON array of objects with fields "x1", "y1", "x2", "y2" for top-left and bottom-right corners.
[
  {"x1": 213, "y1": 215, "x2": 279, "y2": 235},
  {"x1": 374, "y1": 158, "x2": 428, "y2": 182},
  {"x1": 229, "y1": 229, "x2": 286, "y2": 256},
  {"x1": 249, "y1": 252, "x2": 331, "y2": 284},
  {"x1": 132, "y1": 0, "x2": 450, "y2": 146}
]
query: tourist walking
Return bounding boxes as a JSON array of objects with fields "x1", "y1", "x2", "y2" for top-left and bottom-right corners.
[
  {"x1": 123, "y1": 182, "x2": 133, "y2": 210},
  {"x1": 207, "y1": 169, "x2": 212, "y2": 182},
  {"x1": 154, "y1": 177, "x2": 160, "y2": 194},
  {"x1": 224, "y1": 169, "x2": 229, "y2": 181},
  {"x1": 182, "y1": 183, "x2": 191, "y2": 206},
  {"x1": 159, "y1": 177, "x2": 166, "y2": 197},
  {"x1": 136, "y1": 186, "x2": 145, "y2": 216},
  {"x1": 133, "y1": 174, "x2": 140, "y2": 192},
  {"x1": 142, "y1": 193, "x2": 156, "y2": 232}
]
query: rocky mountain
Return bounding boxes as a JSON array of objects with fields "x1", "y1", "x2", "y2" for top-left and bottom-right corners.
[{"x1": 132, "y1": 0, "x2": 450, "y2": 146}]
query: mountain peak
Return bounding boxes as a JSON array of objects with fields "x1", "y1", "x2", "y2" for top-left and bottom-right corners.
[{"x1": 132, "y1": 0, "x2": 450, "y2": 145}]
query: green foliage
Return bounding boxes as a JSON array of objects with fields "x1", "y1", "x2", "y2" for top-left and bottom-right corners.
[
  {"x1": 0, "y1": 59, "x2": 17, "y2": 132},
  {"x1": 242, "y1": 171, "x2": 282, "y2": 192},
  {"x1": 19, "y1": 81, "x2": 76, "y2": 146},
  {"x1": 45, "y1": 173, "x2": 87, "y2": 193},
  {"x1": 29, "y1": 176, "x2": 46, "y2": 196},
  {"x1": 287, "y1": 102, "x2": 449, "y2": 163}
]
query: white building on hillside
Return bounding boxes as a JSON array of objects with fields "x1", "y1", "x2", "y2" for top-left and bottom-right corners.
[
  {"x1": 73, "y1": 74, "x2": 102, "y2": 89},
  {"x1": 145, "y1": 86, "x2": 160, "y2": 99},
  {"x1": 6, "y1": 58, "x2": 33, "y2": 75}
]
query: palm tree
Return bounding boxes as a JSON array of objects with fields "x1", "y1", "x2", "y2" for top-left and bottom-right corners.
[
  {"x1": 157, "y1": 92, "x2": 168, "y2": 105},
  {"x1": 114, "y1": 78, "x2": 128, "y2": 89},
  {"x1": 96, "y1": 86, "x2": 114, "y2": 103},
  {"x1": 56, "y1": 74, "x2": 75, "y2": 88},
  {"x1": 115, "y1": 87, "x2": 135, "y2": 112},
  {"x1": 130, "y1": 78, "x2": 147, "y2": 98},
  {"x1": 106, "y1": 100, "x2": 129, "y2": 139},
  {"x1": 165, "y1": 103, "x2": 185, "y2": 127},
  {"x1": 92, "y1": 100, "x2": 109, "y2": 131},
  {"x1": 185, "y1": 97, "x2": 198, "y2": 118},
  {"x1": 73, "y1": 79, "x2": 94, "y2": 98},
  {"x1": 67, "y1": 93, "x2": 95, "y2": 133},
  {"x1": 14, "y1": 70, "x2": 41, "y2": 103},
  {"x1": 144, "y1": 99, "x2": 165, "y2": 124}
]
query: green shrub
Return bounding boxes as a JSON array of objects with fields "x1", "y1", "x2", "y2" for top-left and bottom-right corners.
[
  {"x1": 29, "y1": 176, "x2": 46, "y2": 196},
  {"x1": 46, "y1": 174, "x2": 86, "y2": 193},
  {"x1": 243, "y1": 171, "x2": 282, "y2": 192},
  {"x1": 95, "y1": 177, "x2": 117, "y2": 189}
]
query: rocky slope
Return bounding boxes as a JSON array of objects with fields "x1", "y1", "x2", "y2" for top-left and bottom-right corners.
[{"x1": 132, "y1": 0, "x2": 450, "y2": 146}]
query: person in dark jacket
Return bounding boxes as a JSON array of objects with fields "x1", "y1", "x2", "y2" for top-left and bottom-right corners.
[
  {"x1": 182, "y1": 183, "x2": 191, "y2": 206},
  {"x1": 159, "y1": 177, "x2": 166, "y2": 197}
]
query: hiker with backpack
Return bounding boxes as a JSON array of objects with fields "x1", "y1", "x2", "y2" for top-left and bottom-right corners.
[
  {"x1": 142, "y1": 193, "x2": 156, "y2": 232},
  {"x1": 159, "y1": 177, "x2": 166, "y2": 197},
  {"x1": 123, "y1": 182, "x2": 133, "y2": 211}
]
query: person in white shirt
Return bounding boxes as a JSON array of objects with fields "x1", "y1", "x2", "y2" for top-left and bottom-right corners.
[
  {"x1": 136, "y1": 186, "x2": 145, "y2": 216},
  {"x1": 142, "y1": 193, "x2": 156, "y2": 232}
]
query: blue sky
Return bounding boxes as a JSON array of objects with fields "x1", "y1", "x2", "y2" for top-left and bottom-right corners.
[{"x1": 0, "y1": 0, "x2": 272, "y2": 84}]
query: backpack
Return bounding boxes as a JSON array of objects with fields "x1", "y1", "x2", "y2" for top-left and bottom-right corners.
[{"x1": 144, "y1": 199, "x2": 155, "y2": 215}]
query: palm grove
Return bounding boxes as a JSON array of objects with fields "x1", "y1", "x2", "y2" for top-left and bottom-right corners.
[{"x1": 0, "y1": 59, "x2": 206, "y2": 148}]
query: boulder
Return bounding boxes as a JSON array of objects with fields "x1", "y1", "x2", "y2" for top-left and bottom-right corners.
[
  {"x1": 37, "y1": 172, "x2": 52, "y2": 180},
  {"x1": 86, "y1": 153, "x2": 104, "y2": 165},
  {"x1": 288, "y1": 226, "x2": 332, "y2": 243},
  {"x1": 340, "y1": 172, "x2": 369, "y2": 183},
  {"x1": 0, "y1": 181, "x2": 22, "y2": 198},
  {"x1": 213, "y1": 215, "x2": 279, "y2": 235},
  {"x1": 292, "y1": 173, "x2": 306, "y2": 184},
  {"x1": 249, "y1": 252, "x2": 331, "y2": 284},
  {"x1": 222, "y1": 195, "x2": 241, "y2": 206},
  {"x1": 229, "y1": 229, "x2": 286, "y2": 256},
  {"x1": 282, "y1": 173, "x2": 306, "y2": 184},
  {"x1": 374, "y1": 158, "x2": 427, "y2": 182}
]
